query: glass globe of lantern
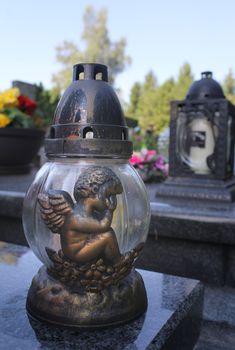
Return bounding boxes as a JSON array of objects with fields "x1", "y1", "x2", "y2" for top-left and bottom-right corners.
[{"x1": 23, "y1": 159, "x2": 150, "y2": 267}]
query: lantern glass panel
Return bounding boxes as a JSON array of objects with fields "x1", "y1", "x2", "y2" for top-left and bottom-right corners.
[{"x1": 177, "y1": 112, "x2": 218, "y2": 174}]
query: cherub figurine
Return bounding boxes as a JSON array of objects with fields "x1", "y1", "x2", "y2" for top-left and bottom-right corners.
[{"x1": 38, "y1": 166, "x2": 123, "y2": 266}]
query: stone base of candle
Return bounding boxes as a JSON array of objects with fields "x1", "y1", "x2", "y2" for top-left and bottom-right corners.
[
  {"x1": 156, "y1": 176, "x2": 235, "y2": 205},
  {"x1": 26, "y1": 265, "x2": 147, "y2": 329}
]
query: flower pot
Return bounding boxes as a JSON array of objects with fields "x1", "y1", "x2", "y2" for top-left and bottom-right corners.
[{"x1": 0, "y1": 128, "x2": 45, "y2": 174}]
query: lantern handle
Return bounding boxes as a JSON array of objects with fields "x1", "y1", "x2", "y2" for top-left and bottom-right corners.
[
  {"x1": 201, "y1": 71, "x2": 213, "y2": 79},
  {"x1": 73, "y1": 63, "x2": 108, "y2": 82}
]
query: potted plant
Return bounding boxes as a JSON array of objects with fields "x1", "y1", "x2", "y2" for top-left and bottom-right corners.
[{"x1": 0, "y1": 86, "x2": 59, "y2": 174}]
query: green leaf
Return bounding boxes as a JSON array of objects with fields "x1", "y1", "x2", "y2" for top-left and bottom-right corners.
[{"x1": 3, "y1": 107, "x2": 34, "y2": 128}]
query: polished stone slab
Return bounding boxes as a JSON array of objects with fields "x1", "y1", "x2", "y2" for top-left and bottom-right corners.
[
  {"x1": 203, "y1": 284, "x2": 235, "y2": 327},
  {"x1": 136, "y1": 236, "x2": 225, "y2": 286},
  {"x1": 0, "y1": 242, "x2": 203, "y2": 350},
  {"x1": 147, "y1": 197, "x2": 235, "y2": 286},
  {"x1": 151, "y1": 200, "x2": 235, "y2": 245},
  {"x1": 194, "y1": 320, "x2": 235, "y2": 350}
]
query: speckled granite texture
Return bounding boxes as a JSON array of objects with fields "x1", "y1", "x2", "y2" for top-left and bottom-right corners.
[
  {"x1": 194, "y1": 320, "x2": 235, "y2": 350},
  {"x1": 151, "y1": 200, "x2": 235, "y2": 245},
  {"x1": 0, "y1": 242, "x2": 203, "y2": 350},
  {"x1": 137, "y1": 236, "x2": 225, "y2": 285},
  {"x1": 203, "y1": 284, "x2": 235, "y2": 327}
]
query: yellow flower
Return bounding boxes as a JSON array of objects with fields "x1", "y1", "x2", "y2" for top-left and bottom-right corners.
[
  {"x1": 0, "y1": 98, "x2": 4, "y2": 110},
  {"x1": 0, "y1": 87, "x2": 20, "y2": 110},
  {"x1": 0, "y1": 113, "x2": 11, "y2": 128}
]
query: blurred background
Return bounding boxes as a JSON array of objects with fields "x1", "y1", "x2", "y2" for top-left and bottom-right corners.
[{"x1": 1, "y1": 0, "x2": 235, "y2": 180}]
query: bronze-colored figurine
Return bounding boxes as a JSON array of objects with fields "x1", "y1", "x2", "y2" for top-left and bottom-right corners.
[
  {"x1": 38, "y1": 166, "x2": 122, "y2": 263},
  {"x1": 38, "y1": 166, "x2": 143, "y2": 293}
]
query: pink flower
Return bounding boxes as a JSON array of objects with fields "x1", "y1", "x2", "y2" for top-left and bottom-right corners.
[
  {"x1": 144, "y1": 149, "x2": 157, "y2": 161},
  {"x1": 147, "y1": 150, "x2": 156, "y2": 156},
  {"x1": 154, "y1": 155, "x2": 166, "y2": 171},
  {"x1": 130, "y1": 154, "x2": 143, "y2": 166}
]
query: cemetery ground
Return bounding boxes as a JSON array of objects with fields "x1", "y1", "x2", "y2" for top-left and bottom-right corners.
[{"x1": 0, "y1": 168, "x2": 235, "y2": 349}]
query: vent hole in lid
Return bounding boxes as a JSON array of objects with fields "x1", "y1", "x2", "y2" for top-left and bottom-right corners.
[
  {"x1": 79, "y1": 72, "x2": 85, "y2": 80},
  {"x1": 95, "y1": 72, "x2": 102, "y2": 80},
  {"x1": 83, "y1": 127, "x2": 94, "y2": 139},
  {"x1": 122, "y1": 129, "x2": 127, "y2": 140},
  {"x1": 50, "y1": 127, "x2": 55, "y2": 138},
  {"x1": 73, "y1": 64, "x2": 85, "y2": 81}
]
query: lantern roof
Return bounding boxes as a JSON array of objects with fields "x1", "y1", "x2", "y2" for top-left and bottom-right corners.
[
  {"x1": 186, "y1": 71, "x2": 225, "y2": 100},
  {"x1": 53, "y1": 63, "x2": 126, "y2": 128},
  {"x1": 45, "y1": 63, "x2": 132, "y2": 158}
]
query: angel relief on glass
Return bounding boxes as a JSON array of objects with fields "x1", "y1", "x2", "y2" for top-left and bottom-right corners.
[{"x1": 38, "y1": 166, "x2": 143, "y2": 292}]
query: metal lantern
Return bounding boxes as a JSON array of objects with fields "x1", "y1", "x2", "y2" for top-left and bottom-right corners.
[
  {"x1": 23, "y1": 63, "x2": 151, "y2": 328},
  {"x1": 156, "y1": 71, "x2": 235, "y2": 204},
  {"x1": 170, "y1": 71, "x2": 235, "y2": 179}
]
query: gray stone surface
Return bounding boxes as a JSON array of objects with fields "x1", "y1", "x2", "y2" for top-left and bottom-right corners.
[
  {"x1": 0, "y1": 168, "x2": 37, "y2": 192},
  {"x1": 0, "y1": 241, "x2": 203, "y2": 350},
  {"x1": 226, "y1": 246, "x2": 235, "y2": 287},
  {"x1": 0, "y1": 216, "x2": 27, "y2": 246},
  {"x1": 136, "y1": 236, "x2": 225, "y2": 285},
  {"x1": 0, "y1": 191, "x2": 27, "y2": 246},
  {"x1": 155, "y1": 177, "x2": 235, "y2": 205},
  {"x1": 0, "y1": 191, "x2": 24, "y2": 218},
  {"x1": 12, "y1": 81, "x2": 37, "y2": 100},
  {"x1": 203, "y1": 284, "x2": 235, "y2": 327},
  {"x1": 148, "y1": 296, "x2": 203, "y2": 350},
  {"x1": 148, "y1": 193, "x2": 235, "y2": 287},
  {"x1": 151, "y1": 212, "x2": 235, "y2": 245},
  {"x1": 194, "y1": 320, "x2": 235, "y2": 350},
  {"x1": 151, "y1": 200, "x2": 235, "y2": 245}
]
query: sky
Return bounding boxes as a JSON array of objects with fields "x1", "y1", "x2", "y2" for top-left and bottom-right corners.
[{"x1": 1, "y1": 0, "x2": 235, "y2": 102}]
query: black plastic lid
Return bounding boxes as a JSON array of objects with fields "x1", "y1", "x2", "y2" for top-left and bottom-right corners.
[
  {"x1": 186, "y1": 71, "x2": 225, "y2": 100},
  {"x1": 45, "y1": 63, "x2": 132, "y2": 158}
]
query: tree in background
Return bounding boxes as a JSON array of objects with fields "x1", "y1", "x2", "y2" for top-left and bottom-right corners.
[
  {"x1": 136, "y1": 71, "x2": 158, "y2": 132},
  {"x1": 52, "y1": 6, "x2": 131, "y2": 91},
  {"x1": 127, "y1": 63, "x2": 194, "y2": 136},
  {"x1": 174, "y1": 62, "x2": 194, "y2": 100},
  {"x1": 153, "y1": 77, "x2": 176, "y2": 133},
  {"x1": 223, "y1": 69, "x2": 235, "y2": 105},
  {"x1": 126, "y1": 82, "x2": 142, "y2": 118},
  {"x1": 35, "y1": 84, "x2": 60, "y2": 128}
]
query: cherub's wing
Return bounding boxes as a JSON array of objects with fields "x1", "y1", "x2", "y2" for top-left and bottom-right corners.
[{"x1": 38, "y1": 190, "x2": 74, "y2": 233}]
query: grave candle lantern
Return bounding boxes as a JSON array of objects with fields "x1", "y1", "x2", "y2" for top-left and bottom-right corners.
[
  {"x1": 23, "y1": 63, "x2": 151, "y2": 328},
  {"x1": 170, "y1": 71, "x2": 235, "y2": 179}
]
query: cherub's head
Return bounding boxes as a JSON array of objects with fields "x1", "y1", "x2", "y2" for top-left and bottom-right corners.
[{"x1": 74, "y1": 166, "x2": 123, "y2": 211}]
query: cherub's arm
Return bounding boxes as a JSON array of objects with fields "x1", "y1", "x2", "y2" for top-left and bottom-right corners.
[{"x1": 72, "y1": 209, "x2": 113, "y2": 233}]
